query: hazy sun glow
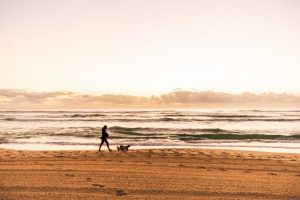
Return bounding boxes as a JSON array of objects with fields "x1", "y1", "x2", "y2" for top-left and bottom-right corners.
[{"x1": 1, "y1": 0, "x2": 300, "y2": 97}]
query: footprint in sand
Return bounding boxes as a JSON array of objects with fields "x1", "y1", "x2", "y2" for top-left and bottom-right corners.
[
  {"x1": 295, "y1": 174, "x2": 300, "y2": 177},
  {"x1": 86, "y1": 178, "x2": 92, "y2": 182},
  {"x1": 92, "y1": 184, "x2": 104, "y2": 188},
  {"x1": 219, "y1": 168, "x2": 227, "y2": 171},
  {"x1": 178, "y1": 164, "x2": 185, "y2": 167},
  {"x1": 116, "y1": 189, "x2": 127, "y2": 196},
  {"x1": 268, "y1": 173, "x2": 277, "y2": 176},
  {"x1": 65, "y1": 173, "x2": 74, "y2": 177}
]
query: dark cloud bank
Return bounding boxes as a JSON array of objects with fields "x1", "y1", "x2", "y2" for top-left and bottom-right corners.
[{"x1": 0, "y1": 89, "x2": 299, "y2": 109}]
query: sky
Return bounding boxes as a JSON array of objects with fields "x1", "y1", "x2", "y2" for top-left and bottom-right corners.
[{"x1": 0, "y1": 0, "x2": 300, "y2": 97}]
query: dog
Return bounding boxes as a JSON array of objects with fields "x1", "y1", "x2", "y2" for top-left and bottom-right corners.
[{"x1": 117, "y1": 145, "x2": 131, "y2": 152}]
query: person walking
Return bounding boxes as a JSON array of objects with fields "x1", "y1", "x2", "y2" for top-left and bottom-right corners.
[{"x1": 99, "y1": 125, "x2": 112, "y2": 151}]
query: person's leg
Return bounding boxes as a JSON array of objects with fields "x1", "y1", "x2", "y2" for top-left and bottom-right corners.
[
  {"x1": 104, "y1": 139, "x2": 112, "y2": 151},
  {"x1": 99, "y1": 139, "x2": 105, "y2": 151}
]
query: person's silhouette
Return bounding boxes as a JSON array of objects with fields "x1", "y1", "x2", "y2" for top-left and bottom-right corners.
[{"x1": 99, "y1": 125, "x2": 112, "y2": 151}]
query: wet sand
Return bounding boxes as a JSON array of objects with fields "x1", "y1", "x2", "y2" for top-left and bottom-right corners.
[{"x1": 0, "y1": 148, "x2": 299, "y2": 199}]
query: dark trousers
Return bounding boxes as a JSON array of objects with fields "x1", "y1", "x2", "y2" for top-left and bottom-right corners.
[{"x1": 99, "y1": 138, "x2": 110, "y2": 151}]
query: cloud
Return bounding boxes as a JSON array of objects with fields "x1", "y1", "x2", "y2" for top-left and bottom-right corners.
[
  {"x1": 0, "y1": 89, "x2": 299, "y2": 109},
  {"x1": 160, "y1": 90, "x2": 300, "y2": 104},
  {"x1": 160, "y1": 91, "x2": 234, "y2": 104},
  {"x1": 0, "y1": 89, "x2": 72, "y2": 99}
]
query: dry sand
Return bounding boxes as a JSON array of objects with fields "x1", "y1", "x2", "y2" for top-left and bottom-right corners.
[{"x1": 0, "y1": 148, "x2": 299, "y2": 199}]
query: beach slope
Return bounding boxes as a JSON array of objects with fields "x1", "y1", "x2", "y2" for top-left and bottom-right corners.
[{"x1": 0, "y1": 148, "x2": 299, "y2": 199}]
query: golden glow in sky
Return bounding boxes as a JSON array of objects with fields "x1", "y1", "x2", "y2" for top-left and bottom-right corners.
[{"x1": 0, "y1": 0, "x2": 299, "y2": 96}]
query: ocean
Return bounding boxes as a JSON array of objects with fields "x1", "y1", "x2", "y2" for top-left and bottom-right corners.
[{"x1": 0, "y1": 109, "x2": 300, "y2": 153}]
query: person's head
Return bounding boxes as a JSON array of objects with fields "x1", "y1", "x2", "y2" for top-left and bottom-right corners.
[{"x1": 103, "y1": 125, "x2": 107, "y2": 129}]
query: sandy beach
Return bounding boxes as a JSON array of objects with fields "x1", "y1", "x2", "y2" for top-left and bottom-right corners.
[{"x1": 0, "y1": 148, "x2": 299, "y2": 199}]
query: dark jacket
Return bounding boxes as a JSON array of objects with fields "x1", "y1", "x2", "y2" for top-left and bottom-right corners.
[{"x1": 101, "y1": 128, "x2": 108, "y2": 139}]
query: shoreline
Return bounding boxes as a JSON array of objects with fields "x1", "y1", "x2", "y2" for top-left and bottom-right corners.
[
  {"x1": 1, "y1": 148, "x2": 299, "y2": 199},
  {"x1": 1, "y1": 143, "x2": 300, "y2": 154}
]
